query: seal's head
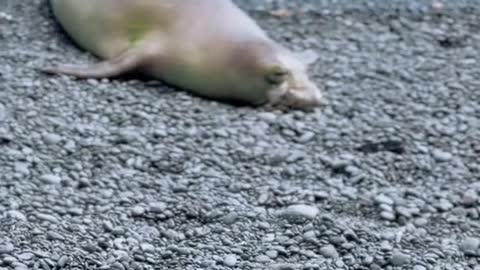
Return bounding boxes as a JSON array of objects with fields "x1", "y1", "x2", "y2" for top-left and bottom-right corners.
[{"x1": 247, "y1": 41, "x2": 324, "y2": 111}]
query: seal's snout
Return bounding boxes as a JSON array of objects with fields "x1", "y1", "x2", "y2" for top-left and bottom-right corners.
[{"x1": 288, "y1": 82, "x2": 325, "y2": 109}]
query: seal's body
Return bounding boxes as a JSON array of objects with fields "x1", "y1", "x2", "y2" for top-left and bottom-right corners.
[{"x1": 44, "y1": 0, "x2": 324, "y2": 109}]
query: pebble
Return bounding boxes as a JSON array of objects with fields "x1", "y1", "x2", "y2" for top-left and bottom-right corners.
[
  {"x1": 42, "y1": 133, "x2": 62, "y2": 145},
  {"x1": 279, "y1": 204, "x2": 319, "y2": 221},
  {"x1": 6, "y1": 210, "x2": 26, "y2": 221},
  {"x1": 131, "y1": 205, "x2": 145, "y2": 216},
  {"x1": 57, "y1": 256, "x2": 69, "y2": 268},
  {"x1": 435, "y1": 199, "x2": 453, "y2": 211},
  {"x1": 432, "y1": 149, "x2": 453, "y2": 162},
  {"x1": 319, "y1": 244, "x2": 339, "y2": 258},
  {"x1": 16, "y1": 253, "x2": 34, "y2": 261},
  {"x1": 258, "y1": 112, "x2": 277, "y2": 122},
  {"x1": 462, "y1": 190, "x2": 478, "y2": 207},
  {"x1": 0, "y1": 243, "x2": 14, "y2": 254},
  {"x1": 46, "y1": 231, "x2": 65, "y2": 241},
  {"x1": 223, "y1": 212, "x2": 238, "y2": 225},
  {"x1": 39, "y1": 174, "x2": 62, "y2": 185},
  {"x1": 148, "y1": 202, "x2": 167, "y2": 213},
  {"x1": 380, "y1": 211, "x2": 396, "y2": 221},
  {"x1": 459, "y1": 237, "x2": 480, "y2": 256},
  {"x1": 140, "y1": 243, "x2": 155, "y2": 253},
  {"x1": 412, "y1": 265, "x2": 427, "y2": 270},
  {"x1": 271, "y1": 263, "x2": 297, "y2": 270},
  {"x1": 374, "y1": 194, "x2": 394, "y2": 205},
  {"x1": 255, "y1": 255, "x2": 271, "y2": 263},
  {"x1": 223, "y1": 254, "x2": 237, "y2": 267},
  {"x1": 265, "y1": 250, "x2": 278, "y2": 259},
  {"x1": 390, "y1": 250, "x2": 411, "y2": 266}
]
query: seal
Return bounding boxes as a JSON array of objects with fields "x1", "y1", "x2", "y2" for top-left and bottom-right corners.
[{"x1": 42, "y1": 0, "x2": 324, "y2": 110}]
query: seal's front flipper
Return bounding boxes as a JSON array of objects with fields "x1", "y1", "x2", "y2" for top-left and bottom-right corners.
[{"x1": 40, "y1": 44, "x2": 159, "y2": 79}]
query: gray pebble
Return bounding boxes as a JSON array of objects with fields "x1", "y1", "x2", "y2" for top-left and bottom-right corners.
[
  {"x1": 57, "y1": 256, "x2": 69, "y2": 268},
  {"x1": 148, "y1": 202, "x2": 167, "y2": 213},
  {"x1": 36, "y1": 213, "x2": 59, "y2": 223},
  {"x1": 6, "y1": 210, "x2": 26, "y2": 221},
  {"x1": 39, "y1": 174, "x2": 62, "y2": 185},
  {"x1": 131, "y1": 205, "x2": 145, "y2": 216},
  {"x1": 319, "y1": 244, "x2": 338, "y2": 258},
  {"x1": 0, "y1": 243, "x2": 14, "y2": 254},
  {"x1": 380, "y1": 211, "x2": 396, "y2": 221},
  {"x1": 257, "y1": 112, "x2": 277, "y2": 122},
  {"x1": 413, "y1": 265, "x2": 427, "y2": 270},
  {"x1": 436, "y1": 199, "x2": 453, "y2": 211},
  {"x1": 42, "y1": 133, "x2": 63, "y2": 145},
  {"x1": 375, "y1": 194, "x2": 394, "y2": 205},
  {"x1": 223, "y1": 212, "x2": 238, "y2": 225},
  {"x1": 270, "y1": 263, "x2": 297, "y2": 270},
  {"x1": 16, "y1": 253, "x2": 34, "y2": 261},
  {"x1": 223, "y1": 254, "x2": 237, "y2": 267},
  {"x1": 432, "y1": 149, "x2": 453, "y2": 162},
  {"x1": 255, "y1": 255, "x2": 270, "y2": 263},
  {"x1": 462, "y1": 190, "x2": 478, "y2": 207},
  {"x1": 2, "y1": 255, "x2": 16, "y2": 264},
  {"x1": 265, "y1": 250, "x2": 278, "y2": 259},
  {"x1": 46, "y1": 231, "x2": 65, "y2": 241},
  {"x1": 279, "y1": 204, "x2": 319, "y2": 221},
  {"x1": 390, "y1": 250, "x2": 411, "y2": 266},
  {"x1": 459, "y1": 237, "x2": 480, "y2": 256},
  {"x1": 140, "y1": 243, "x2": 155, "y2": 253}
]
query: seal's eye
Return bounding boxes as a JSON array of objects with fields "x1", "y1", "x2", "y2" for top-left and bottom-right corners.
[{"x1": 265, "y1": 66, "x2": 289, "y2": 85}]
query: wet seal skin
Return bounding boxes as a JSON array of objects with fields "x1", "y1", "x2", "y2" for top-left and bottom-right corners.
[{"x1": 41, "y1": 0, "x2": 324, "y2": 111}]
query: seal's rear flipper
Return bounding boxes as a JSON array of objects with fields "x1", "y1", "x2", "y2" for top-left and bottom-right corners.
[{"x1": 40, "y1": 43, "x2": 159, "y2": 79}]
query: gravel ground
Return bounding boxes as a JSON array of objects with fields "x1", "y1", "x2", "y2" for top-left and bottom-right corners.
[{"x1": 1, "y1": 0, "x2": 480, "y2": 269}]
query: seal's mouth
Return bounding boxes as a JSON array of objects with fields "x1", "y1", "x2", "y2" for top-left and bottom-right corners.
[{"x1": 265, "y1": 77, "x2": 324, "y2": 111}]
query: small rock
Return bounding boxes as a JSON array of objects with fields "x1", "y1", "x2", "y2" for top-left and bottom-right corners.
[
  {"x1": 36, "y1": 213, "x2": 59, "y2": 223},
  {"x1": 57, "y1": 256, "x2": 69, "y2": 267},
  {"x1": 39, "y1": 174, "x2": 62, "y2": 185},
  {"x1": 148, "y1": 202, "x2": 167, "y2": 213},
  {"x1": 224, "y1": 254, "x2": 237, "y2": 267},
  {"x1": 413, "y1": 265, "x2": 427, "y2": 270},
  {"x1": 42, "y1": 133, "x2": 63, "y2": 145},
  {"x1": 459, "y1": 237, "x2": 480, "y2": 256},
  {"x1": 390, "y1": 250, "x2": 411, "y2": 266},
  {"x1": 6, "y1": 210, "x2": 26, "y2": 221},
  {"x1": 0, "y1": 243, "x2": 14, "y2": 254},
  {"x1": 223, "y1": 212, "x2": 238, "y2": 225},
  {"x1": 432, "y1": 149, "x2": 453, "y2": 162},
  {"x1": 375, "y1": 194, "x2": 394, "y2": 205},
  {"x1": 177, "y1": 247, "x2": 191, "y2": 255},
  {"x1": 414, "y1": 218, "x2": 428, "y2": 227},
  {"x1": 255, "y1": 255, "x2": 270, "y2": 263},
  {"x1": 279, "y1": 204, "x2": 319, "y2": 221},
  {"x1": 131, "y1": 205, "x2": 145, "y2": 216},
  {"x1": 2, "y1": 255, "x2": 16, "y2": 264},
  {"x1": 271, "y1": 263, "x2": 297, "y2": 270},
  {"x1": 380, "y1": 211, "x2": 396, "y2": 221},
  {"x1": 16, "y1": 253, "x2": 34, "y2": 261},
  {"x1": 319, "y1": 244, "x2": 338, "y2": 258},
  {"x1": 140, "y1": 243, "x2": 155, "y2": 253},
  {"x1": 46, "y1": 231, "x2": 65, "y2": 241},
  {"x1": 435, "y1": 199, "x2": 453, "y2": 211},
  {"x1": 258, "y1": 112, "x2": 277, "y2": 122},
  {"x1": 266, "y1": 250, "x2": 278, "y2": 259},
  {"x1": 462, "y1": 190, "x2": 478, "y2": 207}
]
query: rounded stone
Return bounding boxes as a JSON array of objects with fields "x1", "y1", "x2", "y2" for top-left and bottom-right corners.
[
  {"x1": 319, "y1": 244, "x2": 339, "y2": 258},
  {"x1": 390, "y1": 251, "x2": 411, "y2": 266},
  {"x1": 459, "y1": 237, "x2": 480, "y2": 256},
  {"x1": 224, "y1": 254, "x2": 237, "y2": 267},
  {"x1": 279, "y1": 204, "x2": 319, "y2": 221}
]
